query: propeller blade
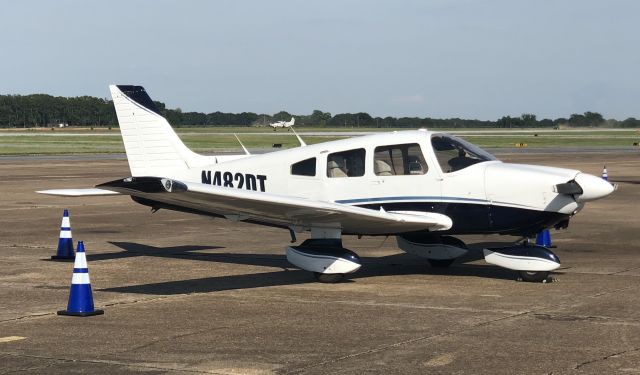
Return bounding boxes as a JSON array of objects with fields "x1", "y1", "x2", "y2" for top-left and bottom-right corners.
[{"x1": 554, "y1": 180, "x2": 583, "y2": 195}]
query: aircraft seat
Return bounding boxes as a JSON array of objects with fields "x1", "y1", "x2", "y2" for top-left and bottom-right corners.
[
  {"x1": 374, "y1": 160, "x2": 393, "y2": 176},
  {"x1": 328, "y1": 160, "x2": 348, "y2": 177}
]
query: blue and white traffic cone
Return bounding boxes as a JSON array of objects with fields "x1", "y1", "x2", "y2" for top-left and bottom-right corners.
[
  {"x1": 57, "y1": 241, "x2": 104, "y2": 317},
  {"x1": 536, "y1": 229, "x2": 552, "y2": 248},
  {"x1": 51, "y1": 209, "x2": 75, "y2": 260},
  {"x1": 602, "y1": 166, "x2": 608, "y2": 181}
]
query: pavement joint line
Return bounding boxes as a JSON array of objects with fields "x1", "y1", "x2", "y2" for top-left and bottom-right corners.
[
  {"x1": 587, "y1": 285, "x2": 636, "y2": 299},
  {"x1": 573, "y1": 346, "x2": 640, "y2": 370},
  {"x1": 115, "y1": 327, "x2": 226, "y2": 354},
  {"x1": 231, "y1": 295, "x2": 524, "y2": 315},
  {"x1": 556, "y1": 270, "x2": 640, "y2": 278},
  {"x1": 0, "y1": 296, "x2": 185, "y2": 324},
  {"x1": 0, "y1": 359, "x2": 58, "y2": 375},
  {"x1": 0, "y1": 352, "x2": 227, "y2": 374},
  {"x1": 532, "y1": 313, "x2": 640, "y2": 326},
  {"x1": 0, "y1": 313, "x2": 54, "y2": 324},
  {"x1": 6, "y1": 244, "x2": 49, "y2": 249},
  {"x1": 607, "y1": 265, "x2": 640, "y2": 275},
  {"x1": 101, "y1": 295, "x2": 190, "y2": 308}
]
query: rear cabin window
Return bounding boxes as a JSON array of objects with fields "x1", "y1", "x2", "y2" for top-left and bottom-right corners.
[
  {"x1": 327, "y1": 148, "x2": 366, "y2": 178},
  {"x1": 291, "y1": 157, "x2": 316, "y2": 176},
  {"x1": 374, "y1": 143, "x2": 427, "y2": 176}
]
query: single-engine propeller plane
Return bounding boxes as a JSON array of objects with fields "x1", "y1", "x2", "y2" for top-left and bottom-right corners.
[
  {"x1": 39, "y1": 85, "x2": 616, "y2": 283},
  {"x1": 269, "y1": 117, "x2": 295, "y2": 130}
]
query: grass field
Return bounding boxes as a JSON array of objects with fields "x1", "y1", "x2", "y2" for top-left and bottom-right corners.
[{"x1": 0, "y1": 127, "x2": 638, "y2": 155}]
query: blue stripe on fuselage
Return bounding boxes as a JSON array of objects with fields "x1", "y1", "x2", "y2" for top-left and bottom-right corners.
[
  {"x1": 335, "y1": 196, "x2": 485, "y2": 204},
  {"x1": 335, "y1": 196, "x2": 534, "y2": 209}
]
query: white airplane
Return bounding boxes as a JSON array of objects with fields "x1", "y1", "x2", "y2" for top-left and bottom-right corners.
[
  {"x1": 39, "y1": 85, "x2": 616, "y2": 283},
  {"x1": 269, "y1": 117, "x2": 295, "y2": 130}
]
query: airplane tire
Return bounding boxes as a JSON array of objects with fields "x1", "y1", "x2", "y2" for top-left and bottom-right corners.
[
  {"x1": 519, "y1": 271, "x2": 550, "y2": 283},
  {"x1": 314, "y1": 273, "x2": 345, "y2": 283},
  {"x1": 428, "y1": 259, "x2": 455, "y2": 268}
]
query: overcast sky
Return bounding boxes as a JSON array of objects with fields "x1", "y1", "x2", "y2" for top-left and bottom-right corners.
[{"x1": 0, "y1": 0, "x2": 638, "y2": 120}]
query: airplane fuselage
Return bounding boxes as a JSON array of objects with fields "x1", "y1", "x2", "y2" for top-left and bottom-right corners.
[{"x1": 155, "y1": 130, "x2": 595, "y2": 237}]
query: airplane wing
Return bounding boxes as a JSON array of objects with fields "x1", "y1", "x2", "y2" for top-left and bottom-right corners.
[
  {"x1": 97, "y1": 177, "x2": 452, "y2": 235},
  {"x1": 37, "y1": 188, "x2": 120, "y2": 196}
]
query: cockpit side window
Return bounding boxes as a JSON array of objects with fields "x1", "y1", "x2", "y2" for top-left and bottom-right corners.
[
  {"x1": 327, "y1": 148, "x2": 366, "y2": 178},
  {"x1": 291, "y1": 157, "x2": 316, "y2": 176},
  {"x1": 431, "y1": 135, "x2": 496, "y2": 173},
  {"x1": 374, "y1": 143, "x2": 427, "y2": 176}
]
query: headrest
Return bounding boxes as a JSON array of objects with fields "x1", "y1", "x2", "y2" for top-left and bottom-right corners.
[
  {"x1": 374, "y1": 160, "x2": 391, "y2": 173},
  {"x1": 328, "y1": 160, "x2": 340, "y2": 168}
]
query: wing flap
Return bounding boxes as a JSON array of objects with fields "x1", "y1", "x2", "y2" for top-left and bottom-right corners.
[{"x1": 98, "y1": 177, "x2": 452, "y2": 234}]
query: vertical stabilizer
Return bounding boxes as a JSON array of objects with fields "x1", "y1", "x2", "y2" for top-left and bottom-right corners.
[{"x1": 109, "y1": 85, "x2": 209, "y2": 177}]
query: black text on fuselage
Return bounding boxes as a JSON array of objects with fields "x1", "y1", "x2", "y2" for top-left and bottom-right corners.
[{"x1": 201, "y1": 170, "x2": 267, "y2": 192}]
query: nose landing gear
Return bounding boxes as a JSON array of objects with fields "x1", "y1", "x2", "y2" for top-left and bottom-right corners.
[
  {"x1": 484, "y1": 240, "x2": 560, "y2": 283},
  {"x1": 518, "y1": 270, "x2": 551, "y2": 283}
]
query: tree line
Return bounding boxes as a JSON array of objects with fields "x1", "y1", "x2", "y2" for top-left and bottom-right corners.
[{"x1": 1, "y1": 93, "x2": 639, "y2": 128}]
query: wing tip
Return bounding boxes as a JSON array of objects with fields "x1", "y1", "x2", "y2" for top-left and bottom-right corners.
[{"x1": 36, "y1": 188, "x2": 120, "y2": 197}]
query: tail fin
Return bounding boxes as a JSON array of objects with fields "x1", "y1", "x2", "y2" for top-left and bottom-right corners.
[{"x1": 109, "y1": 85, "x2": 208, "y2": 177}]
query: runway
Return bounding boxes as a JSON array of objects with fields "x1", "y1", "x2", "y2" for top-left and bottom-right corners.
[
  {"x1": 1, "y1": 152, "x2": 639, "y2": 374},
  {"x1": 1, "y1": 144, "x2": 638, "y2": 163}
]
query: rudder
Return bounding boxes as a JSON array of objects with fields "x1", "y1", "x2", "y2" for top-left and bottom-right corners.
[{"x1": 109, "y1": 85, "x2": 208, "y2": 177}]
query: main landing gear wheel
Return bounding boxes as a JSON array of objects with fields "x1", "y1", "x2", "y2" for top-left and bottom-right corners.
[
  {"x1": 427, "y1": 236, "x2": 467, "y2": 268},
  {"x1": 313, "y1": 273, "x2": 345, "y2": 283},
  {"x1": 518, "y1": 271, "x2": 550, "y2": 283}
]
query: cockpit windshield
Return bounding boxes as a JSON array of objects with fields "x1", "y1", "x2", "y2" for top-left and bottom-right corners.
[{"x1": 430, "y1": 134, "x2": 497, "y2": 173}]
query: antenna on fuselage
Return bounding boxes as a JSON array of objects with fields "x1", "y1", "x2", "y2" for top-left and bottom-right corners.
[
  {"x1": 290, "y1": 127, "x2": 306, "y2": 147},
  {"x1": 234, "y1": 134, "x2": 251, "y2": 155}
]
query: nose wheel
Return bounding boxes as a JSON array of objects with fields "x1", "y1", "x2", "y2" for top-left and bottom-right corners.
[
  {"x1": 518, "y1": 271, "x2": 551, "y2": 283},
  {"x1": 313, "y1": 273, "x2": 345, "y2": 283}
]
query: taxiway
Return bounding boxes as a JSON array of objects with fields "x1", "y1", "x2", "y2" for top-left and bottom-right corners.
[{"x1": 0, "y1": 152, "x2": 639, "y2": 374}]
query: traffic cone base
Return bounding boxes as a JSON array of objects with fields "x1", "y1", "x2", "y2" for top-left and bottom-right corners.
[{"x1": 57, "y1": 309, "x2": 104, "y2": 317}]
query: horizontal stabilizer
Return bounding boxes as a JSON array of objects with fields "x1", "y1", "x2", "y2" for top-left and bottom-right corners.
[{"x1": 37, "y1": 188, "x2": 121, "y2": 197}]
